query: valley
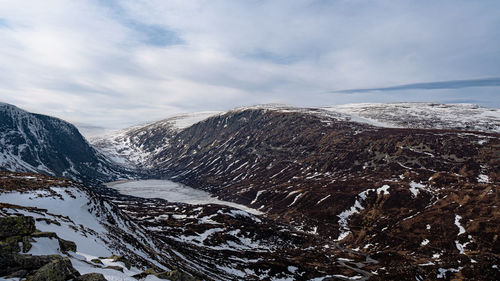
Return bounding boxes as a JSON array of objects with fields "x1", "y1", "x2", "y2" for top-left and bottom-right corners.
[{"x1": 1, "y1": 102, "x2": 499, "y2": 280}]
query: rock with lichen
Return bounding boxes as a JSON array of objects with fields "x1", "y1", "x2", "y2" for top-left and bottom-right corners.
[
  {"x1": 76, "y1": 273, "x2": 108, "y2": 281},
  {"x1": 25, "y1": 257, "x2": 79, "y2": 281},
  {"x1": 0, "y1": 216, "x2": 35, "y2": 238}
]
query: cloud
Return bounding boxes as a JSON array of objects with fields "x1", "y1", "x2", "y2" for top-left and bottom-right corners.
[
  {"x1": 0, "y1": 0, "x2": 499, "y2": 129},
  {"x1": 332, "y1": 77, "x2": 500, "y2": 93}
]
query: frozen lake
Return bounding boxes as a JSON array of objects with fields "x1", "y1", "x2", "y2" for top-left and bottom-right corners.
[{"x1": 106, "y1": 179, "x2": 263, "y2": 215}]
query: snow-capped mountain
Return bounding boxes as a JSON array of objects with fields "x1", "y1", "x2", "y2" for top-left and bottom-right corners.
[
  {"x1": 91, "y1": 103, "x2": 499, "y2": 280},
  {"x1": 325, "y1": 102, "x2": 500, "y2": 133},
  {"x1": 91, "y1": 111, "x2": 221, "y2": 170},
  {"x1": 2, "y1": 102, "x2": 499, "y2": 280},
  {"x1": 92, "y1": 103, "x2": 500, "y2": 171},
  {"x1": 0, "y1": 102, "x2": 130, "y2": 184}
]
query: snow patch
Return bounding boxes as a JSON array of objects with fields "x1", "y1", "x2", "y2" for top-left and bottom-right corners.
[{"x1": 455, "y1": 215, "x2": 466, "y2": 235}]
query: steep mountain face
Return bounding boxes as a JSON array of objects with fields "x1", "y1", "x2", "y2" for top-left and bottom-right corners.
[
  {"x1": 91, "y1": 111, "x2": 219, "y2": 170},
  {"x1": 94, "y1": 104, "x2": 500, "y2": 280},
  {"x1": 0, "y1": 103, "x2": 129, "y2": 184}
]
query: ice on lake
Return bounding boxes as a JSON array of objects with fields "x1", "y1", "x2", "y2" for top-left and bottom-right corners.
[{"x1": 107, "y1": 179, "x2": 263, "y2": 215}]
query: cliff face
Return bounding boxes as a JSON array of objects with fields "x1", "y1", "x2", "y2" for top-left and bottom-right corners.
[{"x1": 0, "y1": 103, "x2": 130, "y2": 184}]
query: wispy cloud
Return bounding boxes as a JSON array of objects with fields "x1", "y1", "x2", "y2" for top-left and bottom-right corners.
[
  {"x1": 0, "y1": 0, "x2": 499, "y2": 128},
  {"x1": 332, "y1": 77, "x2": 500, "y2": 93}
]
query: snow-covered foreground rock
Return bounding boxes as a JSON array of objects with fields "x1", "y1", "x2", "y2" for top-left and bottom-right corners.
[{"x1": 0, "y1": 172, "x2": 197, "y2": 281}]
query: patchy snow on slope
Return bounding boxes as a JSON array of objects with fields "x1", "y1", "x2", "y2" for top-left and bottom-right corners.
[
  {"x1": 316, "y1": 194, "x2": 331, "y2": 205},
  {"x1": 421, "y1": 239, "x2": 430, "y2": 246},
  {"x1": 336, "y1": 185, "x2": 391, "y2": 241},
  {"x1": 287, "y1": 193, "x2": 303, "y2": 207},
  {"x1": 409, "y1": 181, "x2": 428, "y2": 197},
  {"x1": 15, "y1": 234, "x2": 143, "y2": 281},
  {"x1": 27, "y1": 237, "x2": 61, "y2": 255},
  {"x1": 376, "y1": 185, "x2": 390, "y2": 195},
  {"x1": 166, "y1": 111, "x2": 221, "y2": 130},
  {"x1": 90, "y1": 111, "x2": 221, "y2": 169},
  {"x1": 0, "y1": 182, "x2": 167, "y2": 271},
  {"x1": 324, "y1": 103, "x2": 500, "y2": 133},
  {"x1": 477, "y1": 174, "x2": 489, "y2": 183},
  {"x1": 455, "y1": 215, "x2": 466, "y2": 236}
]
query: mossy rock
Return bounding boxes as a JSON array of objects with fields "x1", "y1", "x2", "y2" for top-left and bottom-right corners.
[
  {"x1": 22, "y1": 236, "x2": 33, "y2": 252},
  {"x1": 0, "y1": 216, "x2": 36, "y2": 239},
  {"x1": 156, "y1": 270, "x2": 198, "y2": 281},
  {"x1": 131, "y1": 268, "x2": 157, "y2": 279},
  {"x1": 107, "y1": 255, "x2": 131, "y2": 270},
  {"x1": 35, "y1": 218, "x2": 61, "y2": 226},
  {"x1": 25, "y1": 257, "x2": 79, "y2": 281},
  {"x1": 0, "y1": 252, "x2": 19, "y2": 276},
  {"x1": 91, "y1": 258, "x2": 104, "y2": 265},
  {"x1": 6, "y1": 268, "x2": 29, "y2": 278},
  {"x1": 104, "y1": 265, "x2": 124, "y2": 272},
  {"x1": 0, "y1": 236, "x2": 21, "y2": 253},
  {"x1": 76, "y1": 273, "x2": 108, "y2": 281},
  {"x1": 58, "y1": 238, "x2": 77, "y2": 252},
  {"x1": 13, "y1": 254, "x2": 63, "y2": 271},
  {"x1": 31, "y1": 231, "x2": 58, "y2": 239},
  {"x1": 2, "y1": 235, "x2": 34, "y2": 254}
]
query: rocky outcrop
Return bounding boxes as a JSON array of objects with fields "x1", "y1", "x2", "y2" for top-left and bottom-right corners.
[
  {"x1": 76, "y1": 273, "x2": 108, "y2": 281},
  {"x1": 0, "y1": 216, "x2": 36, "y2": 238},
  {"x1": 26, "y1": 257, "x2": 80, "y2": 281},
  {"x1": 0, "y1": 215, "x2": 97, "y2": 280}
]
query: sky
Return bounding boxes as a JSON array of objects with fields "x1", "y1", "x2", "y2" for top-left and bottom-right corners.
[{"x1": 0, "y1": 0, "x2": 499, "y2": 130}]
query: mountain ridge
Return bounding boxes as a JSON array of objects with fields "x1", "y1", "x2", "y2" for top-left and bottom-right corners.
[
  {"x1": 1, "y1": 101, "x2": 499, "y2": 280},
  {"x1": 0, "y1": 102, "x2": 131, "y2": 185}
]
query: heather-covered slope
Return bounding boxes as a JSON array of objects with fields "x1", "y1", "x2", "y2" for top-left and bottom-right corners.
[{"x1": 94, "y1": 104, "x2": 500, "y2": 280}]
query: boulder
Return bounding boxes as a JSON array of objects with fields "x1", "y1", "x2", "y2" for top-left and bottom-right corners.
[
  {"x1": 31, "y1": 231, "x2": 58, "y2": 239},
  {"x1": 0, "y1": 216, "x2": 36, "y2": 238},
  {"x1": 106, "y1": 255, "x2": 131, "y2": 270},
  {"x1": 90, "y1": 258, "x2": 103, "y2": 265},
  {"x1": 13, "y1": 254, "x2": 63, "y2": 271},
  {"x1": 131, "y1": 268, "x2": 156, "y2": 279},
  {"x1": 58, "y1": 238, "x2": 77, "y2": 252},
  {"x1": 6, "y1": 269, "x2": 29, "y2": 278},
  {"x1": 0, "y1": 236, "x2": 21, "y2": 253},
  {"x1": 156, "y1": 270, "x2": 198, "y2": 281},
  {"x1": 0, "y1": 238, "x2": 22, "y2": 276},
  {"x1": 76, "y1": 273, "x2": 108, "y2": 281},
  {"x1": 104, "y1": 265, "x2": 124, "y2": 272},
  {"x1": 26, "y1": 257, "x2": 79, "y2": 281}
]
